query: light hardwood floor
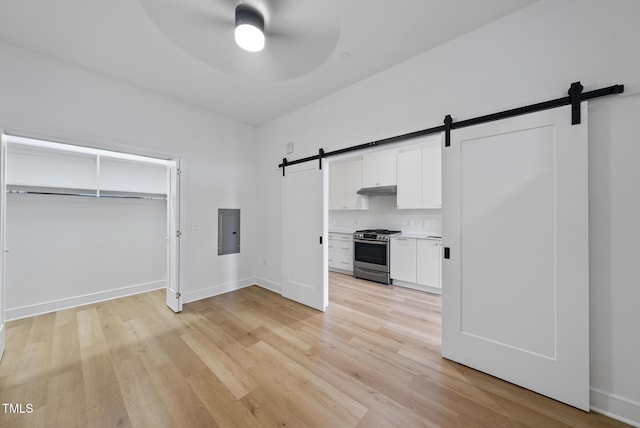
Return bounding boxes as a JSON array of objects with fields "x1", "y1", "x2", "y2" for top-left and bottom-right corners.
[{"x1": 0, "y1": 272, "x2": 630, "y2": 427}]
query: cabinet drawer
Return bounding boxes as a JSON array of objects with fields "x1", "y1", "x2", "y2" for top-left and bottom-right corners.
[
  {"x1": 328, "y1": 233, "x2": 353, "y2": 242},
  {"x1": 329, "y1": 253, "x2": 353, "y2": 271}
]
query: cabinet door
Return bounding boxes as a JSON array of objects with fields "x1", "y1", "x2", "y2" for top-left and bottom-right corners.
[
  {"x1": 329, "y1": 162, "x2": 346, "y2": 210},
  {"x1": 417, "y1": 239, "x2": 441, "y2": 288},
  {"x1": 362, "y1": 152, "x2": 380, "y2": 187},
  {"x1": 377, "y1": 149, "x2": 398, "y2": 186},
  {"x1": 344, "y1": 159, "x2": 368, "y2": 210},
  {"x1": 362, "y1": 149, "x2": 398, "y2": 187},
  {"x1": 422, "y1": 141, "x2": 442, "y2": 208},
  {"x1": 390, "y1": 238, "x2": 417, "y2": 283},
  {"x1": 396, "y1": 150, "x2": 422, "y2": 209}
]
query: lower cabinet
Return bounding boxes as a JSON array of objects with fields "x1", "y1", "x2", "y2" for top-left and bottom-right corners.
[
  {"x1": 328, "y1": 233, "x2": 353, "y2": 274},
  {"x1": 417, "y1": 239, "x2": 441, "y2": 289},
  {"x1": 390, "y1": 238, "x2": 417, "y2": 283},
  {"x1": 391, "y1": 237, "x2": 442, "y2": 292}
]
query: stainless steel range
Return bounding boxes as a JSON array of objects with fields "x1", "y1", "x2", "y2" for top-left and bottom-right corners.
[{"x1": 353, "y1": 229, "x2": 401, "y2": 285}]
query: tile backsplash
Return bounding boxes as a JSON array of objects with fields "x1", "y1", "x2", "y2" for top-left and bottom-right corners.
[{"x1": 329, "y1": 195, "x2": 441, "y2": 235}]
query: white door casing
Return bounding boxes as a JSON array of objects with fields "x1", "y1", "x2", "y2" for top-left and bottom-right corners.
[
  {"x1": 166, "y1": 161, "x2": 182, "y2": 312},
  {"x1": 442, "y1": 105, "x2": 590, "y2": 410},
  {"x1": 281, "y1": 162, "x2": 327, "y2": 311},
  {"x1": 0, "y1": 131, "x2": 6, "y2": 360}
]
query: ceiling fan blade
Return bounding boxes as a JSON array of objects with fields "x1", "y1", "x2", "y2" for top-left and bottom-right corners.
[
  {"x1": 140, "y1": 0, "x2": 344, "y2": 81},
  {"x1": 140, "y1": 0, "x2": 234, "y2": 28}
]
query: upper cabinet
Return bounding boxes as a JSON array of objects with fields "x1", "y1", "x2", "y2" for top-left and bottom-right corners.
[
  {"x1": 396, "y1": 137, "x2": 441, "y2": 209},
  {"x1": 329, "y1": 159, "x2": 369, "y2": 210},
  {"x1": 421, "y1": 141, "x2": 442, "y2": 209},
  {"x1": 396, "y1": 150, "x2": 422, "y2": 209},
  {"x1": 362, "y1": 148, "x2": 398, "y2": 188}
]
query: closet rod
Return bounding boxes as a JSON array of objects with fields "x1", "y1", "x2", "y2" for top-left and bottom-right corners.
[
  {"x1": 7, "y1": 190, "x2": 166, "y2": 201},
  {"x1": 277, "y1": 81, "x2": 624, "y2": 174}
]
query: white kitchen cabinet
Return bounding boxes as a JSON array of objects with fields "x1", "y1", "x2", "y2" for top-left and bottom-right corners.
[
  {"x1": 390, "y1": 237, "x2": 417, "y2": 283},
  {"x1": 396, "y1": 150, "x2": 422, "y2": 209},
  {"x1": 329, "y1": 159, "x2": 368, "y2": 210},
  {"x1": 417, "y1": 239, "x2": 441, "y2": 288},
  {"x1": 362, "y1": 149, "x2": 398, "y2": 188},
  {"x1": 396, "y1": 139, "x2": 441, "y2": 209},
  {"x1": 328, "y1": 233, "x2": 353, "y2": 273},
  {"x1": 422, "y1": 141, "x2": 442, "y2": 209}
]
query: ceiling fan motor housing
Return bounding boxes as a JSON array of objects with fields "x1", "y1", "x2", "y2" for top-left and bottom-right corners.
[{"x1": 235, "y1": 4, "x2": 264, "y2": 32}]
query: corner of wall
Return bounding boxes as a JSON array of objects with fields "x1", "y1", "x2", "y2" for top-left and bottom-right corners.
[
  {"x1": 591, "y1": 388, "x2": 640, "y2": 427},
  {"x1": 252, "y1": 277, "x2": 282, "y2": 295}
]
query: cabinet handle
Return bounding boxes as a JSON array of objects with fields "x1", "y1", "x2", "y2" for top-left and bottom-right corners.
[
  {"x1": 341, "y1": 247, "x2": 349, "y2": 250},
  {"x1": 341, "y1": 262, "x2": 350, "y2": 265}
]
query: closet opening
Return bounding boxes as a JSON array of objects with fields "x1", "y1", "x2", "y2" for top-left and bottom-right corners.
[{"x1": 1, "y1": 133, "x2": 181, "y2": 322}]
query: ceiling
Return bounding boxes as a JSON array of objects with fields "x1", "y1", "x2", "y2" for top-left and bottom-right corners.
[{"x1": 0, "y1": 0, "x2": 537, "y2": 126}]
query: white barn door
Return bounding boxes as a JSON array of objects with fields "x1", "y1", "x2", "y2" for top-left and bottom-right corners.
[
  {"x1": 442, "y1": 105, "x2": 590, "y2": 410},
  {"x1": 281, "y1": 162, "x2": 327, "y2": 311}
]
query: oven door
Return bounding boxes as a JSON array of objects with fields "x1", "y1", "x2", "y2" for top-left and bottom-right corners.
[{"x1": 354, "y1": 239, "x2": 389, "y2": 272}]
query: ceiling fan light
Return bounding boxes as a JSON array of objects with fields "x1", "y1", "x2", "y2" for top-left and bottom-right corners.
[
  {"x1": 235, "y1": 4, "x2": 265, "y2": 52},
  {"x1": 235, "y1": 24, "x2": 264, "y2": 52}
]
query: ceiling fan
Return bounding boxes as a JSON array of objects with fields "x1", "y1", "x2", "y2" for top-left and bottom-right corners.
[{"x1": 138, "y1": 0, "x2": 342, "y2": 80}]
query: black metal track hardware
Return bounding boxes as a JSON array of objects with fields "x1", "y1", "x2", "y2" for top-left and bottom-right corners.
[
  {"x1": 568, "y1": 81, "x2": 584, "y2": 125},
  {"x1": 444, "y1": 115, "x2": 453, "y2": 148},
  {"x1": 319, "y1": 148, "x2": 325, "y2": 170},
  {"x1": 277, "y1": 82, "x2": 624, "y2": 171}
]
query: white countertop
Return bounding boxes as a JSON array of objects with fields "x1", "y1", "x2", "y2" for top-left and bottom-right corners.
[
  {"x1": 395, "y1": 233, "x2": 442, "y2": 240},
  {"x1": 328, "y1": 229, "x2": 355, "y2": 235}
]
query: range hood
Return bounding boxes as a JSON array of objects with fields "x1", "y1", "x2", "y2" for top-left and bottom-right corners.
[{"x1": 357, "y1": 185, "x2": 397, "y2": 196}]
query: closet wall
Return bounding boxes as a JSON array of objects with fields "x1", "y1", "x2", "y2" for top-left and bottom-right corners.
[
  {"x1": 6, "y1": 194, "x2": 166, "y2": 319},
  {"x1": 5, "y1": 142, "x2": 169, "y2": 320}
]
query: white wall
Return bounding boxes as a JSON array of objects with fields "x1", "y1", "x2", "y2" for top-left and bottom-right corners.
[
  {"x1": 329, "y1": 195, "x2": 441, "y2": 236},
  {"x1": 256, "y1": 0, "x2": 640, "y2": 424},
  {"x1": 0, "y1": 41, "x2": 259, "y2": 307},
  {"x1": 5, "y1": 194, "x2": 166, "y2": 319}
]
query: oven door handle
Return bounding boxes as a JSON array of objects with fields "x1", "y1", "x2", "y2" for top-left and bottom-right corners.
[{"x1": 354, "y1": 239, "x2": 388, "y2": 245}]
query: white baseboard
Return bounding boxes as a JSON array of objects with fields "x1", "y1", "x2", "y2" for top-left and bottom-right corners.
[
  {"x1": 591, "y1": 387, "x2": 640, "y2": 427},
  {"x1": 391, "y1": 279, "x2": 442, "y2": 295},
  {"x1": 253, "y1": 277, "x2": 282, "y2": 294},
  {"x1": 6, "y1": 280, "x2": 166, "y2": 321},
  {"x1": 183, "y1": 277, "x2": 256, "y2": 304}
]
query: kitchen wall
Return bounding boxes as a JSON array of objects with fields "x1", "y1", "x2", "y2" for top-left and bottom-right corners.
[
  {"x1": 330, "y1": 195, "x2": 441, "y2": 235},
  {"x1": 256, "y1": 0, "x2": 640, "y2": 424},
  {"x1": 0, "y1": 41, "x2": 259, "y2": 310}
]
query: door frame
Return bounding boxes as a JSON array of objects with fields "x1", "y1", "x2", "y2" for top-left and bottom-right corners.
[
  {"x1": 166, "y1": 159, "x2": 182, "y2": 312},
  {"x1": 0, "y1": 130, "x2": 7, "y2": 360}
]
